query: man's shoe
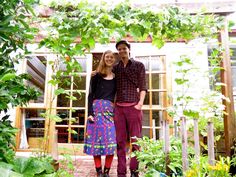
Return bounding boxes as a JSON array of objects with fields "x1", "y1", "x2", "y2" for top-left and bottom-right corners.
[{"x1": 130, "y1": 170, "x2": 139, "y2": 177}]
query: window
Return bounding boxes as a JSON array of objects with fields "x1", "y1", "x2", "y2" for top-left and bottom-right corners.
[
  {"x1": 55, "y1": 56, "x2": 92, "y2": 143},
  {"x1": 135, "y1": 55, "x2": 169, "y2": 139},
  {"x1": 26, "y1": 56, "x2": 47, "y2": 104},
  {"x1": 18, "y1": 55, "x2": 48, "y2": 149}
]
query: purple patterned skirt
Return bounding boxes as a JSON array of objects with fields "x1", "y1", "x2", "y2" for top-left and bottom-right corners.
[{"x1": 84, "y1": 99, "x2": 117, "y2": 155}]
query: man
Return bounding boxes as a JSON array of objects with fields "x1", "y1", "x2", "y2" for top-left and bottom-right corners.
[{"x1": 113, "y1": 40, "x2": 147, "y2": 177}]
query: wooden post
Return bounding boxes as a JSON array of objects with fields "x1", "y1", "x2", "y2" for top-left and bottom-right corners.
[
  {"x1": 160, "y1": 120, "x2": 164, "y2": 141},
  {"x1": 164, "y1": 120, "x2": 170, "y2": 176},
  {"x1": 207, "y1": 121, "x2": 215, "y2": 165},
  {"x1": 164, "y1": 120, "x2": 170, "y2": 153},
  {"x1": 174, "y1": 120, "x2": 178, "y2": 137},
  {"x1": 152, "y1": 119, "x2": 156, "y2": 140},
  {"x1": 181, "y1": 116, "x2": 188, "y2": 173},
  {"x1": 219, "y1": 17, "x2": 236, "y2": 156},
  {"x1": 193, "y1": 119, "x2": 200, "y2": 164},
  {"x1": 51, "y1": 130, "x2": 58, "y2": 161},
  {"x1": 15, "y1": 107, "x2": 22, "y2": 149}
]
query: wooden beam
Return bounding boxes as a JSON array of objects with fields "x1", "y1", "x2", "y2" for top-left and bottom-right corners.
[
  {"x1": 219, "y1": 17, "x2": 236, "y2": 156},
  {"x1": 15, "y1": 107, "x2": 22, "y2": 149},
  {"x1": 149, "y1": 56, "x2": 153, "y2": 138}
]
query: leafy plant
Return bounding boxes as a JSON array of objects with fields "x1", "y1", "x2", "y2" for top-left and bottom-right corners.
[
  {"x1": 0, "y1": 0, "x2": 40, "y2": 162},
  {"x1": 0, "y1": 156, "x2": 56, "y2": 177},
  {"x1": 0, "y1": 0, "x2": 39, "y2": 112},
  {"x1": 40, "y1": 0, "x2": 222, "y2": 56},
  {"x1": 0, "y1": 115, "x2": 18, "y2": 164},
  {"x1": 133, "y1": 136, "x2": 194, "y2": 176},
  {"x1": 167, "y1": 55, "x2": 200, "y2": 120},
  {"x1": 55, "y1": 154, "x2": 75, "y2": 177},
  {"x1": 186, "y1": 156, "x2": 231, "y2": 177}
]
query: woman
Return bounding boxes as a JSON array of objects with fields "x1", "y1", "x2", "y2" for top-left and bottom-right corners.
[{"x1": 84, "y1": 50, "x2": 116, "y2": 177}]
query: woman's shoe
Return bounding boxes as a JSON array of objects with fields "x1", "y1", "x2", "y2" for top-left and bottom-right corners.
[
  {"x1": 96, "y1": 167, "x2": 103, "y2": 177},
  {"x1": 103, "y1": 167, "x2": 110, "y2": 177}
]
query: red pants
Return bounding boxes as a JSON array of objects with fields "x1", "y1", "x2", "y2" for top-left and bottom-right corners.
[{"x1": 114, "y1": 105, "x2": 142, "y2": 177}]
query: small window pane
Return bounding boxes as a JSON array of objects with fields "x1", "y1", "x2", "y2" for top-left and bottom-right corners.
[
  {"x1": 58, "y1": 76, "x2": 72, "y2": 90},
  {"x1": 56, "y1": 109, "x2": 70, "y2": 125},
  {"x1": 152, "y1": 73, "x2": 161, "y2": 89},
  {"x1": 57, "y1": 94, "x2": 70, "y2": 107},
  {"x1": 72, "y1": 92, "x2": 86, "y2": 107},
  {"x1": 76, "y1": 58, "x2": 87, "y2": 72},
  {"x1": 142, "y1": 110, "x2": 151, "y2": 126},
  {"x1": 71, "y1": 110, "x2": 85, "y2": 125},
  {"x1": 150, "y1": 58, "x2": 162, "y2": 71},
  {"x1": 74, "y1": 76, "x2": 86, "y2": 90},
  {"x1": 26, "y1": 56, "x2": 47, "y2": 103},
  {"x1": 142, "y1": 129, "x2": 151, "y2": 138},
  {"x1": 71, "y1": 128, "x2": 85, "y2": 143},
  {"x1": 57, "y1": 127, "x2": 68, "y2": 143},
  {"x1": 144, "y1": 91, "x2": 160, "y2": 105},
  {"x1": 25, "y1": 109, "x2": 45, "y2": 149}
]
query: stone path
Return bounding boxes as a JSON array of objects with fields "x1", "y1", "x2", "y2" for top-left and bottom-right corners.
[{"x1": 61, "y1": 156, "x2": 131, "y2": 177}]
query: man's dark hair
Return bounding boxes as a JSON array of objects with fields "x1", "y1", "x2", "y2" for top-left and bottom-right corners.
[{"x1": 115, "y1": 40, "x2": 131, "y2": 50}]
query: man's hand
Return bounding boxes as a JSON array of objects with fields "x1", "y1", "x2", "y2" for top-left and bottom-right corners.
[{"x1": 134, "y1": 101, "x2": 143, "y2": 110}]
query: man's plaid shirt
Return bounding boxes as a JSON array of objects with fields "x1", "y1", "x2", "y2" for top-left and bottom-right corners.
[{"x1": 113, "y1": 58, "x2": 147, "y2": 103}]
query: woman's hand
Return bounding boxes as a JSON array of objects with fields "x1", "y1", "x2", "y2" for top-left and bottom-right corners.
[
  {"x1": 91, "y1": 70, "x2": 97, "y2": 76},
  {"x1": 88, "y1": 115, "x2": 95, "y2": 122}
]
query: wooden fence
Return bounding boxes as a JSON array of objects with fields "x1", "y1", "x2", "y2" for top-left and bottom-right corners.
[{"x1": 160, "y1": 117, "x2": 215, "y2": 176}]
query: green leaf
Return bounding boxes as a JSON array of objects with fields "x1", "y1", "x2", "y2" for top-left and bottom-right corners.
[
  {"x1": 54, "y1": 88, "x2": 66, "y2": 96},
  {"x1": 0, "y1": 73, "x2": 16, "y2": 82},
  {"x1": 13, "y1": 157, "x2": 31, "y2": 173}
]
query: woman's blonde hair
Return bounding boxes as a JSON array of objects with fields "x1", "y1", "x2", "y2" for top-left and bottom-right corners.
[{"x1": 96, "y1": 50, "x2": 114, "y2": 77}]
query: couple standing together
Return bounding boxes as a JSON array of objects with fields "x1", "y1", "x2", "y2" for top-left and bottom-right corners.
[{"x1": 84, "y1": 40, "x2": 147, "y2": 177}]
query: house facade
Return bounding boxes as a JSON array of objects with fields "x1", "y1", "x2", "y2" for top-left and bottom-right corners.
[{"x1": 11, "y1": 41, "x2": 213, "y2": 154}]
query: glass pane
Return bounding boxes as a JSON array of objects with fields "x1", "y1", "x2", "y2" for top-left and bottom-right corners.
[
  {"x1": 26, "y1": 56, "x2": 47, "y2": 103},
  {"x1": 25, "y1": 109, "x2": 45, "y2": 138},
  {"x1": 56, "y1": 109, "x2": 70, "y2": 125},
  {"x1": 135, "y1": 57, "x2": 149, "y2": 71},
  {"x1": 92, "y1": 54, "x2": 102, "y2": 70},
  {"x1": 76, "y1": 58, "x2": 87, "y2": 72},
  {"x1": 144, "y1": 91, "x2": 160, "y2": 105},
  {"x1": 25, "y1": 109, "x2": 45, "y2": 149},
  {"x1": 71, "y1": 128, "x2": 85, "y2": 143},
  {"x1": 74, "y1": 76, "x2": 86, "y2": 90},
  {"x1": 142, "y1": 110, "x2": 161, "y2": 127},
  {"x1": 153, "y1": 110, "x2": 161, "y2": 127},
  {"x1": 151, "y1": 58, "x2": 162, "y2": 71},
  {"x1": 57, "y1": 93, "x2": 70, "y2": 107},
  {"x1": 142, "y1": 129, "x2": 151, "y2": 138},
  {"x1": 152, "y1": 73, "x2": 160, "y2": 89},
  {"x1": 142, "y1": 110, "x2": 151, "y2": 126},
  {"x1": 72, "y1": 110, "x2": 85, "y2": 125},
  {"x1": 146, "y1": 73, "x2": 161, "y2": 89},
  {"x1": 58, "y1": 76, "x2": 72, "y2": 90},
  {"x1": 72, "y1": 92, "x2": 86, "y2": 107},
  {"x1": 152, "y1": 92, "x2": 160, "y2": 105},
  {"x1": 57, "y1": 127, "x2": 68, "y2": 143},
  {"x1": 59, "y1": 60, "x2": 67, "y2": 71}
]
